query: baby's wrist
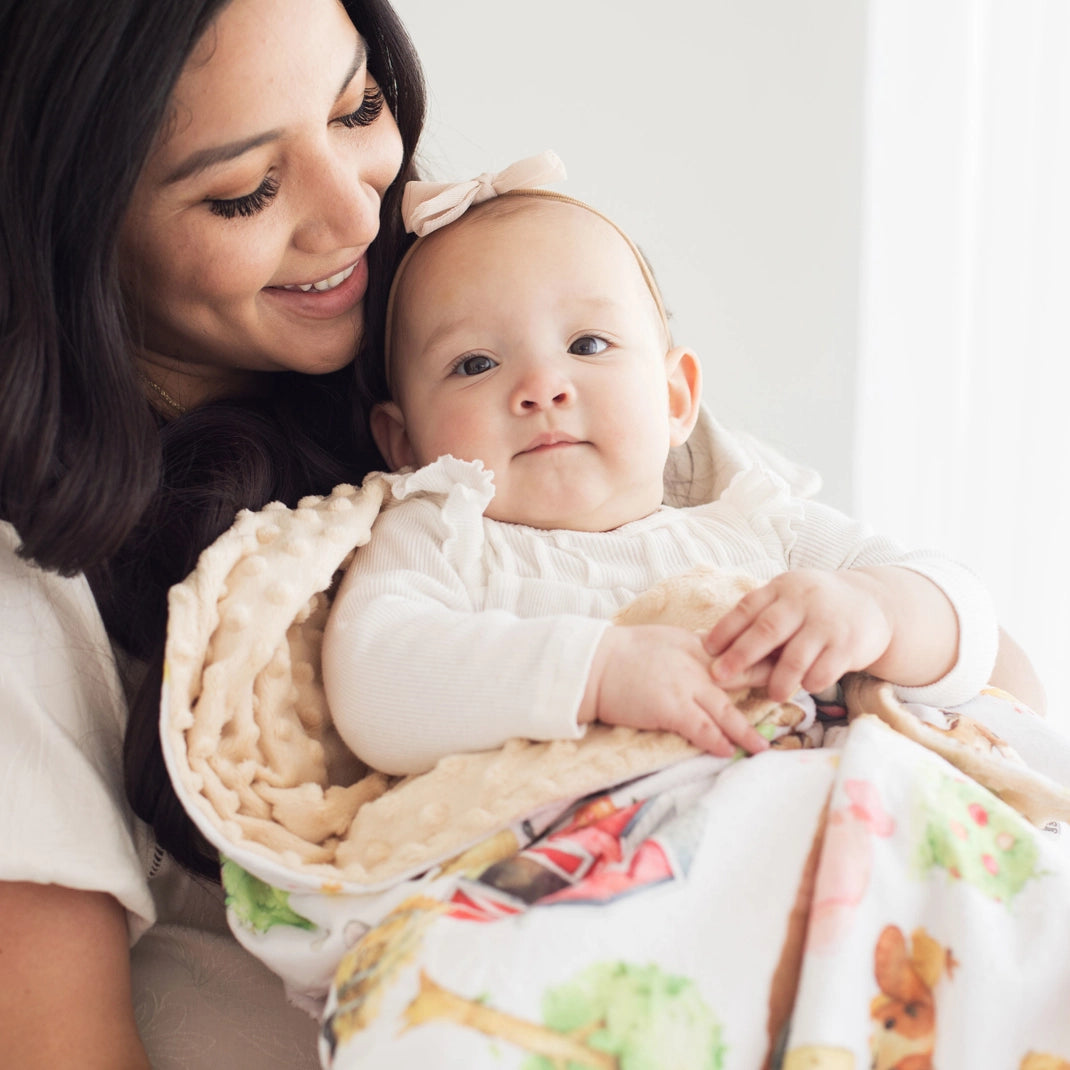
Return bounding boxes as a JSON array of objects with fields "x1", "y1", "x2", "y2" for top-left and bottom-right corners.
[{"x1": 579, "y1": 627, "x2": 614, "y2": 725}]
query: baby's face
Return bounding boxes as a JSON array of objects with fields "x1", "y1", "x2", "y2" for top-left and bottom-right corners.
[{"x1": 381, "y1": 198, "x2": 699, "y2": 531}]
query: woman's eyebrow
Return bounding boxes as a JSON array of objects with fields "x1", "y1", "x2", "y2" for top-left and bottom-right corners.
[
  {"x1": 163, "y1": 38, "x2": 368, "y2": 186},
  {"x1": 336, "y1": 37, "x2": 368, "y2": 100},
  {"x1": 164, "y1": 131, "x2": 284, "y2": 185}
]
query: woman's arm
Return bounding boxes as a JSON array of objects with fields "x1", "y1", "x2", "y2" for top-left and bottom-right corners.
[
  {"x1": 993, "y1": 626, "x2": 1048, "y2": 715},
  {"x1": 0, "y1": 882, "x2": 150, "y2": 1069}
]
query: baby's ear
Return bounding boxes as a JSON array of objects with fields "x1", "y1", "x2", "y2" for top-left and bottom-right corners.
[
  {"x1": 665, "y1": 346, "x2": 703, "y2": 447},
  {"x1": 370, "y1": 401, "x2": 416, "y2": 471}
]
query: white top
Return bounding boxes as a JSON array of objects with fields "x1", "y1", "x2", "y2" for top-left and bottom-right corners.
[
  {"x1": 0, "y1": 521, "x2": 319, "y2": 1067},
  {"x1": 0, "y1": 521, "x2": 157, "y2": 931},
  {"x1": 323, "y1": 456, "x2": 999, "y2": 775}
]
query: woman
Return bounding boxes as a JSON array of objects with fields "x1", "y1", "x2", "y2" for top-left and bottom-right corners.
[
  {"x1": 0, "y1": 0, "x2": 1044, "y2": 1066},
  {"x1": 0, "y1": 0, "x2": 424, "y2": 1064}
]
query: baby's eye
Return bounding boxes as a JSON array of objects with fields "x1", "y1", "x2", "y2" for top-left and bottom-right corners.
[
  {"x1": 569, "y1": 336, "x2": 609, "y2": 356},
  {"x1": 453, "y1": 354, "x2": 498, "y2": 377}
]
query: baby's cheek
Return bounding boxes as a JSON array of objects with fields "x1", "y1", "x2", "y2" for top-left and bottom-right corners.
[
  {"x1": 423, "y1": 416, "x2": 485, "y2": 467},
  {"x1": 411, "y1": 429, "x2": 461, "y2": 469}
]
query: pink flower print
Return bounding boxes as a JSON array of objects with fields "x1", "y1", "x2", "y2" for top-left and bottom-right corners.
[{"x1": 808, "y1": 779, "x2": 896, "y2": 954}]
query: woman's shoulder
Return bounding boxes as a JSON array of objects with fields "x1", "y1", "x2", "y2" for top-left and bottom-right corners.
[
  {"x1": 1, "y1": 521, "x2": 112, "y2": 667},
  {"x1": 665, "y1": 406, "x2": 822, "y2": 507},
  {"x1": 1, "y1": 520, "x2": 157, "y2": 935}
]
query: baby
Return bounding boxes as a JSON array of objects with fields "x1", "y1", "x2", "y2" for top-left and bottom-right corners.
[{"x1": 322, "y1": 154, "x2": 997, "y2": 775}]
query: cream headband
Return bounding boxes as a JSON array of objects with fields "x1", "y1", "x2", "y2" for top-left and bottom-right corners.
[{"x1": 383, "y1": 150, "x2": 672, "y2": 393}]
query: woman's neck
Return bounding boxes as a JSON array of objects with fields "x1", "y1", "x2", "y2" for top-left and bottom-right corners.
[{"x1": 135, "y1": 355, "x2": 264, "y2": 416}]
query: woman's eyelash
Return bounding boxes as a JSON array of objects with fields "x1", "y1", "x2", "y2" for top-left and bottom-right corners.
[
  {"x1": 203, "y1": 86, "x2": 382, "y2": 219},
  {"x1": 337, "y1": 87, "x2": 385, "y2": 129},
  {"x1": 207, "y1": 176, "x2": 280, "y2": 220}
]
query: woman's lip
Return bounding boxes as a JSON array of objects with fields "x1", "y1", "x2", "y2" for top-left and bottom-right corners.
[{"x1": 262, "y1": 257, "x2": 368, "y2": 319}]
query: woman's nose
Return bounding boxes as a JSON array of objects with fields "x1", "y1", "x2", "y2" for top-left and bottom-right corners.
[
  {"x1": 292, "y1": 162, "x2": 382, "y2": 254},
  {"x1": 292, "y1": 124, "x2": 403, "y2": 254}
]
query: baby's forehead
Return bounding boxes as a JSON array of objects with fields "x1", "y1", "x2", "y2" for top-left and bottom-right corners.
[
  {"x1": 396, "y1": 194, "x2": 669, "y2": 326},
  {"x1": 427, "y1": 194, "x2": 625, "y2": 255}
]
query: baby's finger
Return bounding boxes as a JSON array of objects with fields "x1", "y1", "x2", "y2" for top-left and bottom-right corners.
[
  {"x1": 699, "y1": 691, "x2": 769, "y2": 755},
  {"x1": 708, "y1": 603, "x2": 803, "y2": 683},
  {"x1": 798, "y1": 647, "x2": 849, "y2": 697},
  {"x1": 702, "y1": 586, "x2": 779, "y2": 656},
  {"x1": 765, "y1": 631, "x2": 828, "y2": 701},
  {"x1": 682, "y1": 714, "x2": 736, "y2": 759},
  {"x1": 708, "y1": 654, "x2": 775, "y2": 690}
]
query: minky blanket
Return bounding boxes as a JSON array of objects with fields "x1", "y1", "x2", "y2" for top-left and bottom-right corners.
[{"x1": 161, "y1": 453, "x2": 1070, "y2": 1070}]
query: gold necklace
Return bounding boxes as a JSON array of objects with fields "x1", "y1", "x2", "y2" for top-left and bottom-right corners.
[{"x1": 138, "y1": 372, "x2": 188, "y2": 417}]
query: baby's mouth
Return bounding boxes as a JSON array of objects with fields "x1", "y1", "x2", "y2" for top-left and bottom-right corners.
[{"x1": 519, "y1": 432, "x2": 583, "y2": 455}]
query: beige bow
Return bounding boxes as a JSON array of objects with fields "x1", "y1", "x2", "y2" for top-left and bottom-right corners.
[{"x1": 401, "y1": 150, "x2": 567, "y2": 236}]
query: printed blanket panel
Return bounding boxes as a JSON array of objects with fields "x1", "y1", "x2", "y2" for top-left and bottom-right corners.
[
  {"x1": 311, "y1": 716, "x2": 1070, "y2": 1070},
  {"x1": 318, "y1": 748, "x2": 835, "y2": 1069}
]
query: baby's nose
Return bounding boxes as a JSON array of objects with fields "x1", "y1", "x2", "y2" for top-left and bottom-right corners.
[{"x1": 512, "y1": 367, "x2": 574, "y2": 412}]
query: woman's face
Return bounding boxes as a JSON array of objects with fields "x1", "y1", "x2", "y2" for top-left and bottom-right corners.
[{"x1": 120, "y1": 0, "x2": 403, "y2": 400}]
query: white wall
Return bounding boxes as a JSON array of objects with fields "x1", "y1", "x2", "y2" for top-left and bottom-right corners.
[
  {"x1": 855, "y1": 0, "x2": 1070, "y2": 725},
  {"x1": 391, "y1": 0, "x2": 867, "y2": 512}
]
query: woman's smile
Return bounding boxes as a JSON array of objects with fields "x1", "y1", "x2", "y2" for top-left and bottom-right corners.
[
  {"x1": 275, "y1": 260, "x2": 361, "y2": 293},
  {"x1": 264, "y1": 256, "x2": 369, "y2": 319}
]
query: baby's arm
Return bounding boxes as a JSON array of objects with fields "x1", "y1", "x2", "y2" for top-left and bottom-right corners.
[
  {"x1": 704, "y1": 498, "x2": 997, "y2": 705},
  {"x1": 324, "y1": 588, "x2": 606, "y2": 775},
  {"x1": 322, "y1": 500, "x2": 608, "y2": 775},
  {"x1": 702, "y1": 565, "x2": 959, "y2": 702}
]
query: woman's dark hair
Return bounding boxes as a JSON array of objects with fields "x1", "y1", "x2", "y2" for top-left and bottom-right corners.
[{"x1": 0, "y1": 0, "x2": 426, "y2": 877}]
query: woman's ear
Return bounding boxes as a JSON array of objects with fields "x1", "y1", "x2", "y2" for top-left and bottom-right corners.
[
  {"x1": 370, "y1": 401, "x2": 416, "y2": 471},
  {"x1": 665, "y1": 346, "x2": 703, "y2": 447}
]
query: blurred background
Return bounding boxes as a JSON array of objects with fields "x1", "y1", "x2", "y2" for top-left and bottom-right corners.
[{"x1": 392, "y1": 0, "x2": 1070, "y2": 726}]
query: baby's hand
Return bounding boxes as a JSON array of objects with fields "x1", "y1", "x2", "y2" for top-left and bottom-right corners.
[
  {"x1": 703, "y1": 568, "x2": 894, "y2": 702},
  {"x1": 582, "y1": 625, "x2": 769, "y2": 758}
]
